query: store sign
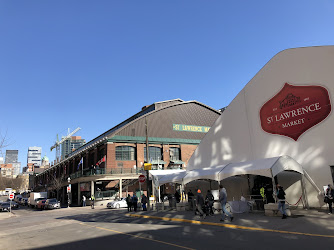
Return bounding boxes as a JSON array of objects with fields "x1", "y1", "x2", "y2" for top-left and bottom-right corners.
[
  {"x1": 260, "y1": 83, "x2": 331, "y2": 141},
  {"x1": 173, "y1": 124, "x2": 210, "y2": 133}
]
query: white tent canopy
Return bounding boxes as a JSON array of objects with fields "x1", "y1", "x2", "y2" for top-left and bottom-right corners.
[
  {"x1": 149, "y1": 169, "x2": 186, "y2": 187},
  {"x1": 218, "y1": 155, "x2": 304, "y2": 181},
  {"x1": 149, "y1": 156, "x2": 305, "y2": 186},
  {"x1": 183, "y1": 165, "x2": 227, "y2": 184}
]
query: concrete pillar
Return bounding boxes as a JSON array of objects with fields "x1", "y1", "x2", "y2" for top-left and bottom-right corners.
[
  {"x1": 78, "y1": 182, "x2": 81, "y2": 206},
  {"x1": 119, "y1": 178, "x2": 122, "y2": 198},
  {"x1": 91, "y1": 181, "x2": 94, "y2": 197}
]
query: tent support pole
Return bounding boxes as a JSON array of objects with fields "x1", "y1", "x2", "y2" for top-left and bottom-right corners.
[
  {"x1": 301, "y1": 173, "x2": 309, "y2": 209},
  {"x1": 270, "y1": 169, "x2": 277, "y2": 203}
]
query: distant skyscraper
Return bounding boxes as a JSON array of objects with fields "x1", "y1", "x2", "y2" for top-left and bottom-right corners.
[
  {"x1": 27, "y1": 147, "x2": 42, "y2": 167},
  {"x1": 5, "y1": 150, "x2": 18, "y2": 164},
  {"x1": 61, "y1": 136, "x2": 86, "y2": 159}
]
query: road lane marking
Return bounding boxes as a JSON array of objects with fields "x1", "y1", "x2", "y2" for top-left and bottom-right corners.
[
  {"x1": 126, "y1": 213, "x2": 334, "y2": 238},
  {"x1": 79, "y1": 222, "x2": 195, "y2": 250}
]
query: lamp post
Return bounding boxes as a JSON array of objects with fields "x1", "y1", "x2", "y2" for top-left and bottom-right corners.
[{"x1": 67, "y1": 177, "x2": 71, "y2": 208}]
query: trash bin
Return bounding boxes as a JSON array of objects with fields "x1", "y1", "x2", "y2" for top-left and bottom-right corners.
[{"x1": 169, "y1": 195, "x2": 177, "y2": 210}]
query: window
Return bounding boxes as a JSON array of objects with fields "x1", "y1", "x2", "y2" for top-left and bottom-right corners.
[
  {"x1": 144, "y1": 147, "x2": 162, "y2": 161},
  {"x1": 115, "y1": 146, "x2": 136, "y2": 161},
  {"x1": 170, "y1": 147, "x2": 180, "y2": 161}
]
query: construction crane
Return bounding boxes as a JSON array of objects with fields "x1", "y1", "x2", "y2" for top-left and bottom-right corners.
[{"x1": 50, "y1": 127, "x2": 81, "y2": 163}]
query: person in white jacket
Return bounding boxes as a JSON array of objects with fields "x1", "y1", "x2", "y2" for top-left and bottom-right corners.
[{"x1": 219, "y1": 185, "x2": 233, "y2": 222}]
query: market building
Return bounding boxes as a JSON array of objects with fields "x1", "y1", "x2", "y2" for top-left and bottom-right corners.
[
  {"x1": 184, "y1": 46, "x2": 334, "y2": 208},
  {"x1": 35, "y1": 99, "x2": 221, "y2": 206}
]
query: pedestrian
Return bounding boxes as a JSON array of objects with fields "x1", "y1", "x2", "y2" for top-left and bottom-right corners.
[
  {"x1": 132, "y1": 194, "x2": 138, "y2": 212},
  {"x1": 187, "y1": 189, "x2": 194, "y2": 210},
  {"x1": 276, "y1": 184, "x2": 287, "y2": 219},
  {"x1": 219, "y1": 184, "x2": 233, "y2": 222},
  {"x1": 91, "y1": 194, "x2": 95, "y2": 209},
  {"x1": 325, "y1": 184, "x2": 334, "y2": 214},
  {"x1": 82, "y1": 195, "x2": 86, "y2": 207},
  {"x1": 175, "y1": 191, "x2": 181, "y2": 203},
  {"x1": 195, "y1": 189, "x2": 206, "y2": 219},
  {"x1": 126, "y1": 194, "x2": 132, "y2": 212},
  {"x1": 206, "y1": 190, "x2": 214, "y2": 216},
  {"x1": 141, "y1": 194, "x2": 148, "y2": 211}
]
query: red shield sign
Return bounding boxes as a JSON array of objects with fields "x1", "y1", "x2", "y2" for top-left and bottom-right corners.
[{"x1": 260, "y1": 83, "x2": 331, "y2": 141}]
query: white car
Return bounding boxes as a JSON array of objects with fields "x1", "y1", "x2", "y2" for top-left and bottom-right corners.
[{"x1": 107, "y1": 198, "x2": 127, "y2": 209}]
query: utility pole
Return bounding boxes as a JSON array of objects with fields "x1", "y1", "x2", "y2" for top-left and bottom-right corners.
[{"x1": 145, "y1": 117, "x2": 152, "y2": 210}]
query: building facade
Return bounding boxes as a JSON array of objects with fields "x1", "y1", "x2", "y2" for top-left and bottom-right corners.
[
  {"x1": 5, "y1": 150, "x2": 18, "y2": 164},
  {"x1": 27, "y1": 147, "x2": 42, "y2": 167},
  {"x1": 35, "y1": 99, "x2": 221, "y2": 205},
  {"x1": 0, "y1": 164, "x2": 13, "y2": 178}
]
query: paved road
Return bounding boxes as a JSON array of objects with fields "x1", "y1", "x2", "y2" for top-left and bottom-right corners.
[{"x1": 0, "y1": 206, "x2": 333, "y2": 250}]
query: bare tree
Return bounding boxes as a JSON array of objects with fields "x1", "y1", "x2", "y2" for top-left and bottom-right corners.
[{"x1": 49, "y1": 174, "x2": 65, "y2": 200}]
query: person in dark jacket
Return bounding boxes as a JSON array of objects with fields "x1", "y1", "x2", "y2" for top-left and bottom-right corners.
[
  {"x1": 325, "y1": 184, "x2": 334, "y2": 214},
  {"x1": 206, "y1": 190, "x2": 214, "y2": 215},
  {"x1": 276, "y1": 184, "x2": 287, "y2": 219},
  {"x1": 188, "y1": 190, "x2": 195, "y2": 210},
  {"x1": 132, "y1": 194, "x2": 138, "y2": 212},
  {"x1": 126, "y1": 194, "x2": 132, "y2": 212},
  {"x1": 196, "y1": 189, "x2": 206, "y2": 219},
  {"x1": 141, "y1": 194, "x2": 148, "y2": 211}
]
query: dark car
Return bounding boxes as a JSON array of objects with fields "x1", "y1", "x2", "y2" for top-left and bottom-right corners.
[
  {"x1": 0, "y1": 202, "x2": 11, "y2": 212},
  {"x1": 6, "y1": 199, "x2": 19, "y2": 209},
  {"x1": 45, "y1": 199, "x2": 60, "y2": 209}
]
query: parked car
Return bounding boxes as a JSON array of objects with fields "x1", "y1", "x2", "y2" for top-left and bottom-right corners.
[
  {"x1": 20, "y1": 198, "x2": 28, "y2": 206},
  {"x1": 107, "y1": 197, "x2": 127, "y2": 209},
  {"x1": 36, "y1": 199, "x2": 47, "y2": 210},
  {"x1": 6, "y1": 199, "x2": 19, "y2": 209},
  {"x1": 45, "y1": 198, "x2": 60, "y2": 209},
  {"x1": 0, "y1": 202, "x2": 11, "y2": 212}
]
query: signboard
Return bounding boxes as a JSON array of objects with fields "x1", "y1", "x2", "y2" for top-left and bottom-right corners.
[
  {"x1": 139, "y1": 174, "x2": 146, "y2": 183},
  {"x1": 144, "y1": 163, "x2": 152, "y2": 170},
  {"x1": 260, "y1": 83, "x2": 332, "y2": 141},
  {"x1": 173, "y1": 124, "x2": 210, "y2": 133},
  {"x1": 67, "y1": 186, "x2": 71, "y2": 193},
  {"x1": 9, "y1": 193, "x2": 14, "y2": 200}
]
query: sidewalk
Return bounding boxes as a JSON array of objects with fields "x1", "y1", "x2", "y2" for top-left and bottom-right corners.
[{"x1": 125, "y1": 208, "x2": 334, "y2": 238}]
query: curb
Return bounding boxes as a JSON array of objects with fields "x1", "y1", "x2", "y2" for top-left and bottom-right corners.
[{"x1": 126, "y1": 213, "x2": 334, "y2": 238}]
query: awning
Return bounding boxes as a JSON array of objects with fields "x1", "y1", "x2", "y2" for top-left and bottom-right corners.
[
  {"x1": 218, "y1": 155, "x2": 304, "y2": 180},
  {"x1": 150, "y1": 160, "x2": 167, "y2": 165},
  {"x1": 183, "y1": 165, "x2": 227, "y2": 184},
  {"x1": 170, "y1": 160, "x2": 185, "y2": 165}
]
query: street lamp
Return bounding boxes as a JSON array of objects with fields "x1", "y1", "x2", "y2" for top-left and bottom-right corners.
[{"x1": 67, "y1": 177, "x2": 71, "y2": 208}]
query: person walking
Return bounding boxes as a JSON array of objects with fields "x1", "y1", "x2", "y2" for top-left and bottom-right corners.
[
  {"x1": 132, "y1": 194, "x2": 138, "y2": 212},
  {"x1": 187, "y1": 190, "x2": 194, "y2": 211},
  {"x1": 276, "y1": 184, "x2": 287, "y2": 219},
  {"x1": 126, "y1": 194, "x2": 132, "y2": 212},
  {"x1": 141, "y1": 194, "x2": 148, "y2": 211},
  {"x1": 82, "y1": 195, "x2": 86, "y2": 207},
  {"x1": 91, "y1": 194, "x2": 95, "y2": 209},
  {"x1": 196, "y1": 189, "x2": 206, "y2": 219},
  {"x1": 325, "y1": 184, "x2": 334, "y2": 214},
  {"x1": 206, "y1": 190, "x2": 214, "y2": 216},
  {"x1": 219, "y1": 185, "x2": 233, "y2": 222}
]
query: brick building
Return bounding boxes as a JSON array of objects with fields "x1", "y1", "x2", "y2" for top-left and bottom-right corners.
[{"x1": 35, "y1": 99, "x2": 221, "y2": 206}]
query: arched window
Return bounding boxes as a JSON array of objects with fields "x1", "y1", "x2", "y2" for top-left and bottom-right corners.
[{"x1": 115, "y1": 146, "x2": 136, "y2": 161}]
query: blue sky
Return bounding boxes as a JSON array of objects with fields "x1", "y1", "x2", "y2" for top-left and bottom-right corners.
[{"x1": 1, "y1": 1, "x2": 333, "y2": 168}]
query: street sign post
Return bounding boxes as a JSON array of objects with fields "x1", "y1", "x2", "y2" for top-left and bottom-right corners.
[
  {"x1": 139, "y1": 174, "x2": 146, "y2": 183},
  {"x1": 9, "y1": 193, "x2": 14, "y2": 213}
]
